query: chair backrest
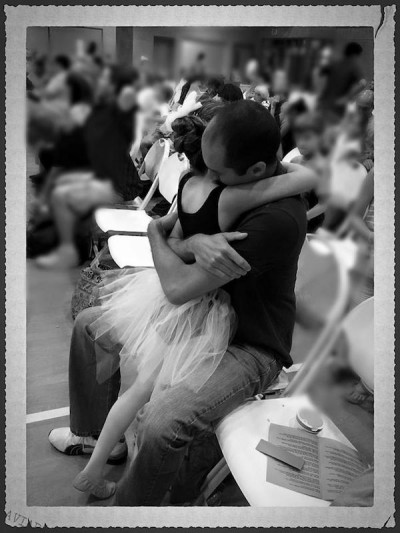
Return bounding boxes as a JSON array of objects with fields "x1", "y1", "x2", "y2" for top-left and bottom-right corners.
[
  {"x1": 282, "y1": 147, "x2": 301, "y2": 163},
  {"x1": 139, "y1": 138, "x2": 170, "y2": 182},
  {"x1": 342, "y1": 297, "x2": 374, "y2": 392},
  {"x1": 284, "y1": 234, "x2": 350, "y2": 395},
  {"x1": 158, "y1": 152, "x2": 190, "y2": 204},
  {"x1": 329, "y1": 160, "x2": 367, "y2": 207}
]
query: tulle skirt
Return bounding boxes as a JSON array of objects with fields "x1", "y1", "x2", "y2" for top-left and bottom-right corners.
[{"x1": 91, "y1": 268, "x2": 237, "y2": 394}]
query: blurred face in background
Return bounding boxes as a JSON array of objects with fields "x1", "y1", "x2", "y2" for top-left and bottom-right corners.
[
  {"x1": 319, "y1": 46, "x2": 333, "y2": 68},
  {"x1": 294, "y1": 129, "x2": 320, "y2": 158},
  {"x1": 245, "y1": 59, "x2": 260, "y2": 84},
  {"x1": 271, "y1": 69, "x2": 288, "y2": 96},
  {"x1": 253, "y1": 84, "x2": 269, "y2": 103}
]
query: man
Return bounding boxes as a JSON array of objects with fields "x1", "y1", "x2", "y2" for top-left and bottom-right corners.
[
  {"x1": 49, "y1": 101, "x2": 307, "y2": 504},
  {"x1": 319, "y1": 42, "x2": 367, "y2": 117}
]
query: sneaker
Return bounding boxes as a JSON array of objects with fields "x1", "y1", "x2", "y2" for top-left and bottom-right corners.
[{"x1": 48, "y1": 428, "x2": 128, "y2": 465}]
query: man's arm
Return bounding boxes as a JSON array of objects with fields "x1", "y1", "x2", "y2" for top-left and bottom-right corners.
[
  {"x1": 167, "y1": 219, "x2": 251, "y2": 278},
  {"x1": 149, "y1": 218, "x2": 235, "y2": 305}
]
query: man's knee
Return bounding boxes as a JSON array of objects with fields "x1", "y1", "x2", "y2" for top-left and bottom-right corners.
[{"x1": 136, "y1": 397, "x2": 189, "y2": 448}]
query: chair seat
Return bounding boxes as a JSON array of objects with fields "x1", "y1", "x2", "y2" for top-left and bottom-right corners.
[
  {"x1": 95, "y1": 208, "x2": 153, "y2": 234},
  {"x1": 108, "y1": 235, "x2": 154, "y2": 268},
  {"x1": 215, "y1": 396, "x2": 355, "y2": 507}
]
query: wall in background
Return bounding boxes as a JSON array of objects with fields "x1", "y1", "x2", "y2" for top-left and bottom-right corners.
[
  {"x1": 27, "y1": 27, "x2": 116, "y2": 61},
  {"x1": 27, "y1": 26, "x2": 373, "y2": 82}
]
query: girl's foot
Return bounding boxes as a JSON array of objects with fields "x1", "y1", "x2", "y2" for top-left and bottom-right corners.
[{"x1": 73, "y1": 470, "x2": 116, "y2": 500}]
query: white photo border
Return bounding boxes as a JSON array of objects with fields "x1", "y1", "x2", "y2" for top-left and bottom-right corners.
[{"x1": 5, "y1": 4, "x2": 395, "y2": 528}]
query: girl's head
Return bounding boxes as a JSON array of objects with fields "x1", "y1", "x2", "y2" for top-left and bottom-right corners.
[
  {"x1": 172, "y1": 116, "x2": 207, "y2": 174},
  {"x1": 293, "y1": 112, "x2": 325, "y2": 158}
]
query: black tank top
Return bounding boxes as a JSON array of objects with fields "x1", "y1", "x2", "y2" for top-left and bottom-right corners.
[{"x1": 177, "y1": 172, "x2": 226, "y2": 239}]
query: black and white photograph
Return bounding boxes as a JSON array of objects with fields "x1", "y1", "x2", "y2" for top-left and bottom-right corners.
[{"x1": 4, "y1": 4, "x2": 395, "y2": 529}]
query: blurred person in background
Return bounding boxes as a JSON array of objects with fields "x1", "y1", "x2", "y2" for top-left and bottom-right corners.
[
  {"x1": 312, "y1": 44, "x2": 334, "y2": 96},
  {"x1": 243, "y1": 58, "x2": 269, "y2": 100},
  {"x1": 318, "y1": 42, "x2": 367, "y2": 118},
  {"x1": 291, "y1": 112, "x2": 329, "y2": 232},
  {"x1": 35, "y1": 64, "x2": 141, "y2": 269},
  {"x1": 279, "y1": 96, "x2": 309, "y2": 157},
  {"x1": 253, "y1": 83, "x2": 270, "y2": 109}
]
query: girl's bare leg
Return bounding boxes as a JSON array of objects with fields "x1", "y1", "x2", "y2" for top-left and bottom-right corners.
[{"x1": 73, "y1": 375, "x2": 154, "y2": 496}]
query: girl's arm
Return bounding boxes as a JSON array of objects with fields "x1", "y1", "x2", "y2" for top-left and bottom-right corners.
[{"x1": 218, "y1": 162, "x2": 318, "y2": 231}]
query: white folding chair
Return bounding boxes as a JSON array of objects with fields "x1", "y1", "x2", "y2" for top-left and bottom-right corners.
[
  {"x1": 210, "y1": 297, "x2": 373, "y2": 507},
  {"x1": 158, "y1": 152, "x2": 190, "y2": 213},
  {"x1": 137, "y1": 138, "x2": 171, "y2": 211},
  {"x1": 341, "y1": 297, "x2": 374, "y2": 393},
  {"x1": 196, "y1": 233, "x2": 351, "y2": 504},
  {"x1": 105, "y1": 153, "x2": 189, "y2": 269},
  {"x1": 282, "y1": 147, "x2": 301, "y2": 163}
]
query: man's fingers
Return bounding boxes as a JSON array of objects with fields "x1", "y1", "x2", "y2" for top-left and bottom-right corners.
[
  {"x1": 223, "y1": 232, "x2": 248, "y2": 242},
  {"x1": 224, "y1": 248, "x2": 251, "y2": 273}
]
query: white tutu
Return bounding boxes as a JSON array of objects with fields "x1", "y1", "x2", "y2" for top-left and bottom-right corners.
[{"x1": 91, "y1": 268, "x2": 237, "y2": 394}]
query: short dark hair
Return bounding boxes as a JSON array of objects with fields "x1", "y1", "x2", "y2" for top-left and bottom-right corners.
[
  {"x1": 218, "y1": 83, "x2": 243, "y2": 102},
  {"x1": 209, "y1": 100, "x2": 281, "y2": 174},
  {"x1": 54, "y1": 55, "x2": 71, "y2": 71},
  {"x1": 109, "y1": 64, "x2": 139, "y2": 95},
  {"x1": 344, "y1": 42, "x2": 363, "y2": 57}
]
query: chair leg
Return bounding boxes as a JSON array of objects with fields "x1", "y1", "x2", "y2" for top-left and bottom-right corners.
[{"x1": 193, "y1": 458, "x2": 231, "y2": 505}]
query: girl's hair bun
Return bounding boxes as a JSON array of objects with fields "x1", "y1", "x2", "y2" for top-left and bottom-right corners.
[{"x1": 172, "y1": 116, "x2": 206, "y2": 160}]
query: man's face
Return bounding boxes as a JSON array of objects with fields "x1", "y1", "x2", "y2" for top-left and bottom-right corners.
[{"x1": 202, "y1": 126, "x2": 255, "y2": 186}]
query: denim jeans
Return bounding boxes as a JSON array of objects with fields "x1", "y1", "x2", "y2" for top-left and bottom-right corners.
[{"x1": 69, "y1": 306, "x2": 282, "y2": 505}]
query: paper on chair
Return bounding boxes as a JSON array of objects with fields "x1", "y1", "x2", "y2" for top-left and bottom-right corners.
[{"x1": 265, "y1": 424, "x2": 367, "y2": 501}]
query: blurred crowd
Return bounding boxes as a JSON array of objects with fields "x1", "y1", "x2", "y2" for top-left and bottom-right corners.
[{"x1": 26, "y1": 38, "x2": 374, "y2": 306}]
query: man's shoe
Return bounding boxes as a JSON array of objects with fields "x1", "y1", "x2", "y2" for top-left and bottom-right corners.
[{"x1": 48, "y1": 428, "x2": 128, "y2": 464}]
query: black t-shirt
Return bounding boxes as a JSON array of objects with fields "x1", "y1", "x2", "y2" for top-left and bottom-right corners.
[
  {"x1": 225, "y1": 195, "x2": 307, "y2": 368},
  {"x1": 84, "y1": 102, "x2": 140, "y2": 201}
]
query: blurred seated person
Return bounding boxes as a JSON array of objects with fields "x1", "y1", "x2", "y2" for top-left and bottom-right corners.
[
  {"x1": 170, "y1": 54, "x2": 206, "y2": 111},
  {"x1": 319, "y1": 42, "x2": 367, "y2": 118},
  {"x1": 35, "y1": 64, "x2": 141, "y2": 269},
  {"x1": 202, "y1": 75, "x2": 225, "y2": 101},
  {"x1": 291, "y1": 112, "x2": 329, "y2": 232}
]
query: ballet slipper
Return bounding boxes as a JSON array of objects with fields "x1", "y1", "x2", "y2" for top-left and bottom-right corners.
[{"x1": 73, "y1": 470, "x2": 116, "y2": 500}]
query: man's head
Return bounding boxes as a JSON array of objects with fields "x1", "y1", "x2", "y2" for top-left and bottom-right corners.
[
  {"x1": 96, "y1": 64, "x2": 139, "y2": 102},
  {"x1": 202, "y1": 100, "x2": 281, "y2": 185},
  {"x1": 344, "y1": 42, "x2": 363, "y2": 61}
]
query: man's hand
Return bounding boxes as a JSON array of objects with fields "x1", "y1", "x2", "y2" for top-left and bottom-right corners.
[{"x1": 188, "y1": 232, "x2": 251, "y2": 279}]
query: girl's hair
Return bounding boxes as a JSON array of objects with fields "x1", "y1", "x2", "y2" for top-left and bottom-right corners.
[{"x1": 172, "y1": 116, "x2": 207, "y2": 174}]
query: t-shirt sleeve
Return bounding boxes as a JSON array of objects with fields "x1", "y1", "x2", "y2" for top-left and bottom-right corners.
[{"x1": 229, "y1": 207, "x2": 303, "y2": 275}]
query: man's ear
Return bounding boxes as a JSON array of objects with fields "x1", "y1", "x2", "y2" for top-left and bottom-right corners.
[{"x1": 248, "y1": 161, "x2": 266, "y2": 178}]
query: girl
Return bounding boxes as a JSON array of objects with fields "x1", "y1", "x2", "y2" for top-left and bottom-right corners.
[{"x1": 73, "y1": 114, "x2": 317, "y2": 499}]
